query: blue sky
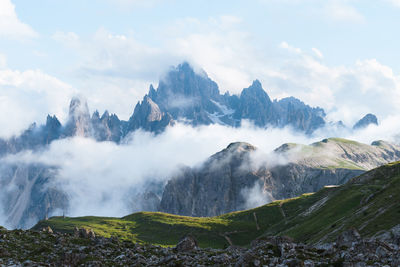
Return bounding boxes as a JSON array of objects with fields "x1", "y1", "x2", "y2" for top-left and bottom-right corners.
[{"x1": 1, "y1": 0, "x2": 400, "y2": 137}]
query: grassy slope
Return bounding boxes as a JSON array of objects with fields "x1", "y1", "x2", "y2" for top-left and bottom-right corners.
[
  {"x1": 33, "y1": 162, "x2": 400, "y2": 248},
  {"x1": 302, "y1": 137, "x2": 398, "y2": 170}
]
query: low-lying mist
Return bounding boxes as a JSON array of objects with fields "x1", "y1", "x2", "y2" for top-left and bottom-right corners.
[{"x1": 1, "y1": 117, "x2": 399, "y2": 228}]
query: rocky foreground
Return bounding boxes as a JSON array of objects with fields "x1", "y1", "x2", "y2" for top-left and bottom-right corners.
[{"x1": 0, "y1": 226, "x2": 400, "y2": 266}]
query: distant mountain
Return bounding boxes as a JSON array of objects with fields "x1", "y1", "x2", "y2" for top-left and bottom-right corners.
[
  {"x1": 353, "y1": 113, "x2": 378, "y2": 130},
  {"x1": 0, "y1": 97, "x2": 126, "y2": 156},
  {"x1": 0, "y1": 62, "x2": 330, "y2": 157},
  {"x1": 144, "y1": 63, "x2": 326, "y2": 133},
  {"x1": 159, "y1": 138, "x2": 400, "y2": 217}
]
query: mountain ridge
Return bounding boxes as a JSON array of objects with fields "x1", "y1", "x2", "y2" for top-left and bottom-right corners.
[
  {"x1": 159, "y1": 138, "x2": 400, "y2": 217},
  {"x1": 0, "y1": 62, "x2": 373, "y2": 156}
]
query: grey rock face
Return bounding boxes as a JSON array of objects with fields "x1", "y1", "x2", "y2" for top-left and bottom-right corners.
[
  {"x1": 159, "y1": 139, "x2": 400, "y2": 217},
  {"x1": 353, "y1": 113, "x2": 378, "y2": 130},
  {"x1": 0, "y1": 163, "x2": 68, "y2": 229},
  {"x1": 236, "y1": 80, "x2": 277, "y2": 127},
  {"x1": 91, "y1": 110, "x2": 123, "y2": 142},
  {"x1": 63, "y1": 97, "x2": 91, "y2": 137},
  {"x1": 149, "y1": 62, "x2": 225, "y2": 126},
  {"x1": 274, "y1": 97, "x2": 326, "y2": 134},
  {"x1": 160, "y1": 142, "x2": 260, "y2": 217},
  {"x1": 127, "y1": 96, "x2": 173, "y2": 134}
]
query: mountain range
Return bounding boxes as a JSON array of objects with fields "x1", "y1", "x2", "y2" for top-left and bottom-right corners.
[
  {"x1": 0, "y1": 62, "x2": 386, "y2": 229},
  {"x1": 0, "y1": 62, "x2": 377, "y2": 156}
]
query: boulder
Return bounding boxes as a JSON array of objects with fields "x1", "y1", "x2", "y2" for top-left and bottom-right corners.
[
  {"x1": 174, "y1": 234, "x2": 198, "y2": 252},
  {"x1": 74, "y1": 227, "x2": 96, "y2": 239},
  {"x1": 336, "y1": 228, "x2": 361, "y2": 247}
]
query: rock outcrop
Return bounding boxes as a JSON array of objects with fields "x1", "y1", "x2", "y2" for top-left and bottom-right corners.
[
  {"x1": 159, "y1": 138, "x2": 400, "y2": 217},
  {"x1": 127, "y1": 96, "x2": 173, "y2": 134}
]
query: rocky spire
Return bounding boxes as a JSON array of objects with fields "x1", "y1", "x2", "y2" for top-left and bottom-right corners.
[
  {"x1": 127, "y1": 96, "x2": 173, "y2": 133},
  {"x1": 64, "y1": 96, "x2": 91, "y2": 137},
  {"x1": 237, "y1": 80, "x2": 277, "y2": 127}
]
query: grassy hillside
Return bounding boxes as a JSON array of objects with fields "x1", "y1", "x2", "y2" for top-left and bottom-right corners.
[
  {"x1": 33, "y1": 161, "x2": 400, "y2": 248},
  {"x1": 278, "y1": 137, "x2": 400, "y2": 171}
]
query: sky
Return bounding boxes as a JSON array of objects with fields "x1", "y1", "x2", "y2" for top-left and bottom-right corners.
[{"x1": 1, "y1": 0, "x2": 400, "y2": 137}]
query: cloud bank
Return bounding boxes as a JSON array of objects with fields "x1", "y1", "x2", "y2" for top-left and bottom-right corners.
[{"x1": 0, "y1": 115, "x2": 398, "y2": 227}]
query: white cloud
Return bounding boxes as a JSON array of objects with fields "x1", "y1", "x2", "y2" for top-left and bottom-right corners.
[
  {"x1": 3, "y1": 116, "x2": 400, "y2": 223},
  {"x1": 163, "y1": 16, "x2": 259, "y2": 93},
  {"x1": 1, "y1": 122, "x2": 318, "y2": 219},
  {"x1": 312, "y1": 47, "x2": 323, "y2": 59},
  {"x1": 0, "y1": 53, "x2": 6, "y2": 68},
  {"x1": 46, "y1": 16, "x2": 400, "y2": 128},
  {"x1": 0, "y1": 68, "x2": 76, "y2": 137},
  {"x1": 324, "y1": 2, "x2": 365, "y2": 23},
  {"x1": 52, "y1": 31, "x2": 80, "y2": 47},
  {"x1": 263, "y1": 47, "x2": 400, "y2": 125},
  {"x1": 281, "y1": 41, "x2": 302, "y2": 54},
  {"x1": 385, "y1": 0, "x2": 400, "y2": 7},
  {"x1": 0, "y1": 0, "x2": 37, "y2": 40}
]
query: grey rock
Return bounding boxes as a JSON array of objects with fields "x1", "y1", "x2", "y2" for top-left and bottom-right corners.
[
  {"x1": 174, "y1": 234, "x2": 198, "y2": 252},
  {"x1": 78, "y1": 228, "x2": 96, "y2": 239},
  {"x1": 127, "y1": 96, "x2": 174, "y2": 134},
  {"x1": 336, "y1": 229, "x2": 361, "y2": 248},
  {"x1": 353, "y1": 113, "x2": 378, "y2": 130},
  {"x1": 63, "y1": 96, "x2": 91, "y2": 137}
]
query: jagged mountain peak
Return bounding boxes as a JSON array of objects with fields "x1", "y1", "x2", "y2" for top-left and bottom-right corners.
[
  {"x1": 101, "y1": 110, "x2": 110, "y2": 120},
  {"x1": 141, "y1": 96, "x2": 163, "y2": 121},
  {"x1": 64, "y1": 96, "x2": 91, "y2": 137},
  {"x1": 92, "y1": 110, "x2": 100, "y2": 120},
  {"x1": 240, "y1": 80, "x2": 271, "y2": 103},
  {"x1": 176, "y1": 61, "x2": 195, "y2": 73},
  {"x1": 157, "y1": 62, "x2": 220, "y2": 99},
  {"x1": 45, "y1": 115, "x2": 61, "y2": 128},
  {"x1": 353, "y1": 113, "x2": 378, "y2": 130},
  {"x1": 68, "y1": 96, "x2": 89, "y2": 118},
  {"x1": 250, "y1": 79, "x2": 262, "y2": 88}
]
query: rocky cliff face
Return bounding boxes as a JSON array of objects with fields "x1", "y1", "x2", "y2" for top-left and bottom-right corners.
[
  {"x1": 159, "y1": 142, "x2": 261, "y2": 216},
  {"x1": 0, "y1": 163, "x2": 68, "y2": 229},
  {"x1": 159, "y1": 138, "x2": 400, "y2": 217},
  {"x1": 127, "y1": 96, "x2": 174, "y2": 134}
]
